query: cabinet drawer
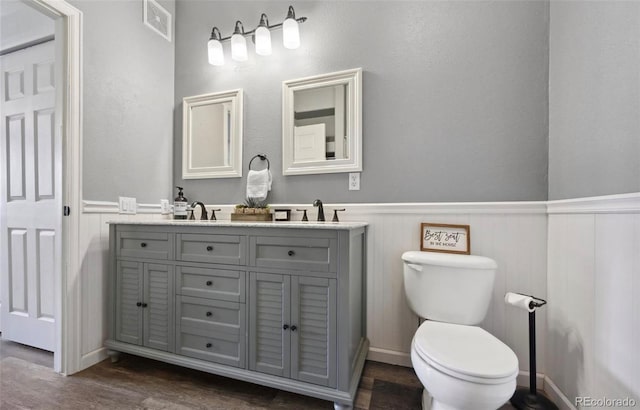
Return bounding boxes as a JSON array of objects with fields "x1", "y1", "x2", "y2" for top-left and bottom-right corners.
[
  {"x1": 177, "y1": 295, "x2": 244, "y2": 335},
  {"x1": 251, "y1": 236, "x2": 337, "y2": 272},
  {"x1": 117, "y1": 231, "x2": 173, "y2": 260},
  {"x1": 177, "y1": 234, "x2": 246, "y2": 265},
  {"x1": 176, "y1": 326, "x2": 245, "y2": 368},
  {"x1": 176, "y1": 266, "x2": 245, "y2": 302}
]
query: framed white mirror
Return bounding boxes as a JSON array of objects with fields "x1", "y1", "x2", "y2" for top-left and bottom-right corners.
[
  {"x1": 182, "y1": 89, "x2": 243, "y2": 179},
  {"x1": 282, "y1": 68, "x2": 362, "y2": 175}
]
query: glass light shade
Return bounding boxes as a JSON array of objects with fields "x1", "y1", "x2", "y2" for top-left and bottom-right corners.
[
  {"x1": 231, "y1": 33, "x2": 248, "y2": 62},
  {"x1": 207, "y1": 39, "x2": 224, "y2": 66},
  {"x1": 282, "y1": 18, "x2": 300, "y2": 49},
  {"x1": 255, "y1": 26, "x2": 272, "y2": 56}
]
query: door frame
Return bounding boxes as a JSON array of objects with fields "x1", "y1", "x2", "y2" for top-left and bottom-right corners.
[{"x1": 28, "y1": 0, "x2": 82, "y2": 375}]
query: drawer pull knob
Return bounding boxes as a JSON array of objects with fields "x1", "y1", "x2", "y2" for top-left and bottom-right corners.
[
  {"x1": 141, "y1": 303, "x2": 148, "y2": 308},
  {"x1": 206, "y1": 311, "x2": 212, "y2": 317},
  {"x1": 206, "y1": 280, "x2": 213, "y2": 286},
  {"x1": 140, "y1": 242, "x2": 147, "y2": 248},
  {"x1": 206, "y1": 245, "x2": 214, "y2": 252},
  {"x1": 206, "y1": 343, "x2": 212, "y2": 348},
  {"x1": 283, "y1": 324, "x2": 289, "y2": 330},
  {"x1": 291, "y1": 325, "x2": 297, "y2": 332},
  {"x1": 288, "y1": 250, "x2": 295, "y2": 256},
  {"x1": 136, "y1": 302, "x2": 142, "y2": 307}
]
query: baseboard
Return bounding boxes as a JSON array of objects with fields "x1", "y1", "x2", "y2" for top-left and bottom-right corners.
[
  {"x1": 543, "y1": 376, "x2": 577, "y2": 410},
  {"x1": 366, "y1": 347, "x2": 412, "y2": 367},
  {"x1": 516, "y1": 370, "x2": 545, "y2": 389},
  {"x1": 80, "y1": 347, "x2": 108, "y2": 369}
]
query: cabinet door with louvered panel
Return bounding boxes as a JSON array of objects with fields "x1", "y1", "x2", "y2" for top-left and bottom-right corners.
[
  {"x1": 115, "y1": 260, "x2": 143, "y2": 345},
  {"x1": 142, "y1": 263, "x2": 174, "y2": 352},
  {"x1": 249, "y1": 272, "x2": 291, "y2": 378},
  {"x1": 290, "y1": 276, "x2": 337, "y2": 387}
]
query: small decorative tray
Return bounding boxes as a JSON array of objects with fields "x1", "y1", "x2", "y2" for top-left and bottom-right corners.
[{"x1": 230, "y1": 213, "x2": 273, "y2": 222}]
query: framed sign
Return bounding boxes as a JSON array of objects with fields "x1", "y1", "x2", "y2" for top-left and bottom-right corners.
[
  {"x1": 274, "y1": 209, "x2": 291, "y2": 221},
  {"x1": 421, "y1": 223, "x2": 470, "y2": 255}
]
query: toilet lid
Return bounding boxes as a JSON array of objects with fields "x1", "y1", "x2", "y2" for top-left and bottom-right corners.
[{"x1": 413, "y1": 321, "x2": 518, "y2": 382}]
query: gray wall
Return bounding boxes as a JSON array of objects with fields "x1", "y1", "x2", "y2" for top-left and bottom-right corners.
[
  {"x1": 174, "y1": 0, "x2": 549, "y2": 204},
  {"x1": 71, "y1": 0, "x2": 175, "y2": 203},
  {"x1": 548, "y1": 1, "x2": 640, "y2": 200}
]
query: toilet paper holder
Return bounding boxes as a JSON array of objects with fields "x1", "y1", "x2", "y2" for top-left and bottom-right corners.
[
  {"x1": 506, "y1": 292, "x2": 547, "y2": 311},
  {"x1": 505, "y1": 291, "x2": 558, "y2": 410}
]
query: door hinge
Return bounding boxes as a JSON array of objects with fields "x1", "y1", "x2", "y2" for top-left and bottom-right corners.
[{"x1": 63, "y1": 206, "x2": 71, "y2": 216}]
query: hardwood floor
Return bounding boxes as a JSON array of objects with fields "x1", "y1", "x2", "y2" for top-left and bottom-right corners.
[
  {"x1": 0, "y1": 338, "x2": 423, "y2": 409},
  {"x1": 0, "y1": 338, "x2": 517, "y2": 409}
]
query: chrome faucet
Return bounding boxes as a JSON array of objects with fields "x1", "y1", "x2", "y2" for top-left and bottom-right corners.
[
  {"x1": 190, "y1": 201, "x2": 208, "y2": 220},
  {"x1": 313, "y1": 199, "x2": 325, "y2": 222}
]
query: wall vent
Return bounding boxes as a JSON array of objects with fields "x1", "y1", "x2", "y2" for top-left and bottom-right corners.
[{"x1": 143, "y1": 0, "x2": 172, "y2": 42}]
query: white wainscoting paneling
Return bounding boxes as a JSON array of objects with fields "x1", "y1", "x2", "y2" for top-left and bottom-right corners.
[
  {"x1": 546, "y1": 195, "x2": 640, "y2": 408},
  {"x1": 78, "y1": 202, "x2": 168, "y2": 369}
]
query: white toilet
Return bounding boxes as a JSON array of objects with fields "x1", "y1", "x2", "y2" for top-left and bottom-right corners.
[{"x1": 402, "y1": 251, "x2": 519, "y2": 410}]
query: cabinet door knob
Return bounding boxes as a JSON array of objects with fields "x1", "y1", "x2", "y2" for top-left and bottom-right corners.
[
  {"x1": 141, "y1": 303, "x2": 148, "y2": 308},
  {"x1": 290, "y1": 325, "x2": 297, "y2": 331},
  {"x1": 283, "y1": 324, "x2": 289, "y2": 330},
  {"x1": 140, "y1": 242, "x2": 147, "y2": 248},
  {"x1": 206, "y1": 280, "x2": 213, "y2": 286},
  {"x1": 206, "y1": 343, "x2": 212, "y2": 348},
  {"x1": 287, "y1": 250, "x2": 295, "y2": 256},
  {"x1": 206, "y1": 311, "x2": 212, "y2": 317},
  {"x1": 206, "y1": 245, "x2": 214, "y2": 252},
  {"x1": 136, "y1": 302, "x2": 142, "y2": 307}
]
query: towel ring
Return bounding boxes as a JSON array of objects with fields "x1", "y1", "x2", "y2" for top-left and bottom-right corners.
[{"x1": 249, "y1": 154, "x2": 270, "y2": 170}]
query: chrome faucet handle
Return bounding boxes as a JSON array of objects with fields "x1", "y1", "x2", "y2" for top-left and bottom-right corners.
[
  {"x1": 331, "y1": 209, "x2": 346, "y2": 222},
  {"x1": 296, "y1": 209, "x2": 308, "y2": 222},
  {"x1": 188, "y1": 209, "x2": 195, "y2": 220},
  {"x1": 210, "y1": 209, "x2": 221, "y2": 221}
]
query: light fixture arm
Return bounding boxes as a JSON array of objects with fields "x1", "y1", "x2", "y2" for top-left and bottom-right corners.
[
  {"x1": 209, "y1": 6, "x2": 307, "y2": 43},
  {"x1": 209, "y1": 27, "x2": 222, "y2": 41}
]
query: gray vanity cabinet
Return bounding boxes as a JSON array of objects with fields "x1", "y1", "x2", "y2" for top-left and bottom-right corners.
[
  {"x1": 115, "y1": 260, "x2": 174, "y2": 352},
  {"x1": 107, "y1": 222, "x2": 367, "y2": 409},
  {"x1": 249, "y1": 272, "x2": 336, "y2": 388}
]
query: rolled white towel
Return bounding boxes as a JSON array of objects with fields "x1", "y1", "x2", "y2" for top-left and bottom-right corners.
[{"x1": 246, "y1": 168, "x2": 272, "y2": 201}]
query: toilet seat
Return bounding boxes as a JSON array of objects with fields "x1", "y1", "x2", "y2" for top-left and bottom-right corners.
[{"x1": 413, "y1": 321, "x2": 518, "y2": 385}]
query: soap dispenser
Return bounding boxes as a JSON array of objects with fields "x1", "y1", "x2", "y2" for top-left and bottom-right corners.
[{"x1": 174, "y1": 186, "x2": 188, "y2": 220}]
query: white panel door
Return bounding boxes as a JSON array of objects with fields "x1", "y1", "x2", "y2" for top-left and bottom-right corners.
[
  {"x1": 0, "y1": 41, "x2": 58, "y2": 351},
  {"x1": 294, "y1": 124, "x2": 326, "y2": 162}
]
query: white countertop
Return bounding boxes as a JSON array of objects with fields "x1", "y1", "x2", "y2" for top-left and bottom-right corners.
[{"x1": 107, "y1": 219, "x2": 368, "y2": 230}]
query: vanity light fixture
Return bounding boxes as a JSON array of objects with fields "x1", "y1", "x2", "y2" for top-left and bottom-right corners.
[
  {"x1": 282, "y1": 6, "x2": 300, "y2": 49},
  {"x1": 207, "y1": 27, "x2": 224, "y2": 66},
  {"x1": 231, "y1": 21, "x2": 248, "y2": 62},
  {"x1": 206, "y1": 5, "x2": 307, "y2": 66},
  {"x1": 255, "y1": 14, "x2": 272, "y2": 56}
]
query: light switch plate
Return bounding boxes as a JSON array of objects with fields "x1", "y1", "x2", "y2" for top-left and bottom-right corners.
[
  {"x1": 349, "y1": 173, "x2": 360, "y2": 191},
  {"x1": 119, "y1": 196, "x2": 137, "y2": 214},
  {"x1": 160, "y1": 199, "x2": 171, "y2": 214}
]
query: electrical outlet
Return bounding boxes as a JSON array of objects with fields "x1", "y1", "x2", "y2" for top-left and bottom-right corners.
[
  {"x1": 160, "y1": 199, "x2": 171, "y2": 214},
  {"x1": 349, "y1": 173, "x2": 360, "y2": 191},
  {"x1": 119, "y1": 196, "x2": 137, "y2": 214}
]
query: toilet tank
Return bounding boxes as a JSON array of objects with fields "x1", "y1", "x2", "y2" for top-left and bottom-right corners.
[{"x1": 402, "y1": 251, "x2": 497, "y2": 325}]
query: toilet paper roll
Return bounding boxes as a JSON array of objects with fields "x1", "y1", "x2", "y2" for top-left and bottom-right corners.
[{"x1": 504, "y1": 292, "x2": 536, "y2": 312}]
